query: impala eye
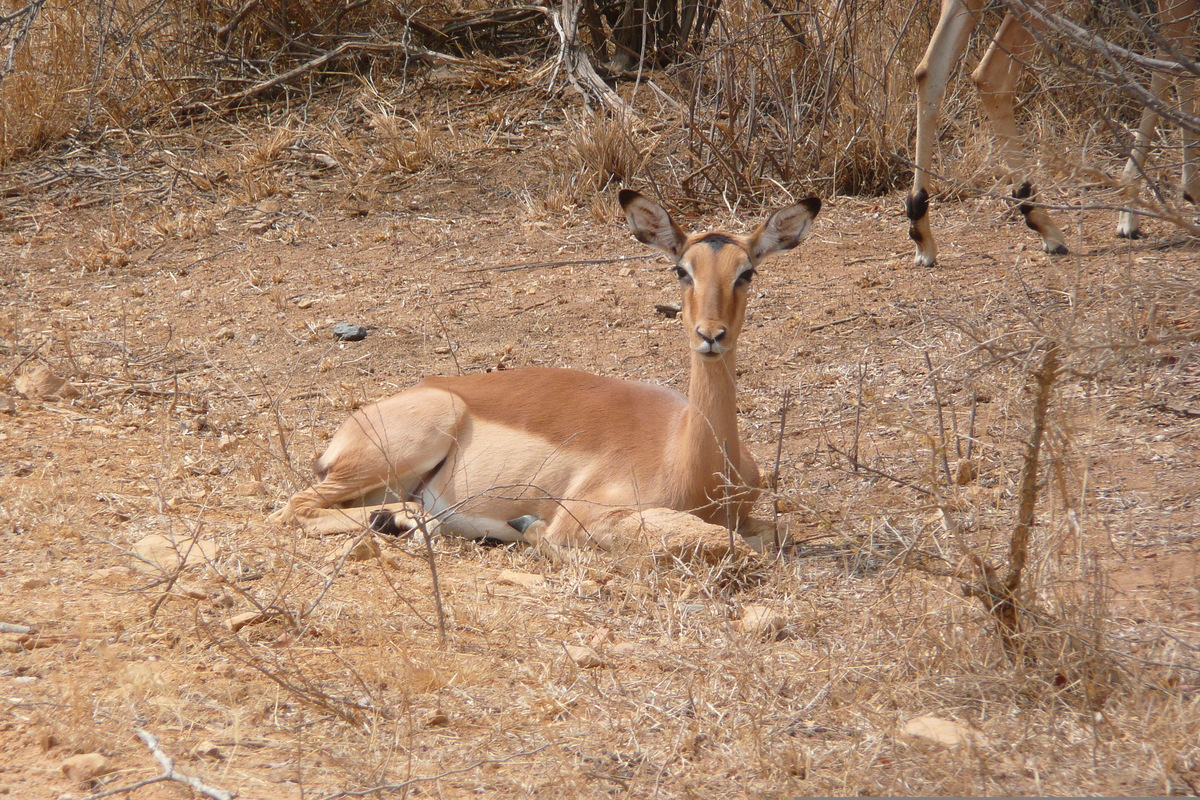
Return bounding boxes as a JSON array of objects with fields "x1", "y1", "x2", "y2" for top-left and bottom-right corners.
[
  {"x1": 735, "y1": 268, "x2": 756, "y2": 287},
  {"x1": 673, "y1": 265, "x2": 693, "y2": 284}
]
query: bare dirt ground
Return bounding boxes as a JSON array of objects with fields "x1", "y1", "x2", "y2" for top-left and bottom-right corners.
[{"x1": 2, "y1": 75, "x2": 1199, "y2": 798}]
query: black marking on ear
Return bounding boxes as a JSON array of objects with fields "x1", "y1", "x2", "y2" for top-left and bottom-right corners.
[
  {"x1": 1185, "y1": 191, "x2": 1195, "y2": 204},
  {"x1": 507, "y1": 514, "x2": 541, "y2": 534},
  {"x1": 799, "y1": 197, "x2": 822, "y2": 217},
  {"x1": 370, "y1": 509, "x2": 409, "y2": 536},
  {"x1": 632, "y1": 230, "x2": 657, "y2": 246},
  {"x1": 618, "y1": 189, "x2": 640, "y2": 208},
  {"x1": 906, "y1": 189, "x2": 929, "y2": 222}
]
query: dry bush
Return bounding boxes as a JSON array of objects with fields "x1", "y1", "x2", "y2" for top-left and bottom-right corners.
[
  {"x1": 565, "y1": 113, "x2": 648, "y2": 190},
  {"x1": 589, "y1": 0, "x2": 1200, "y2": 228},
  {"x1": 0, "y1": 1, "x2": 89, "y2": 166}
]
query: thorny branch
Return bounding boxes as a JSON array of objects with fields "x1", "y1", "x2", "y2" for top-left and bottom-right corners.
[{"x1": 961, "y1": 344, "x2": 1059, "y2": 657}]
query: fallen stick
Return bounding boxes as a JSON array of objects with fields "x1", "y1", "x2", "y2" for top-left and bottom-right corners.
[
  {"x1": 136, "y1": 729, "x2": 234, "y2": 800},
  {"x1": 461, "y1": 255, "x2": 648, "y2": 273}
]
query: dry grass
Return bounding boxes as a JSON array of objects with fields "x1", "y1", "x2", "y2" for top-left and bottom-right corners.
[{"x1": 0, "y1": 5, "x2": 1198, "y2": 798}]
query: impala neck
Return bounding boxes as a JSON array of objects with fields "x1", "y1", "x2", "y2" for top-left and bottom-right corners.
[{"x1": 681, "y1": 349, "x2": 741, "y2": 479}]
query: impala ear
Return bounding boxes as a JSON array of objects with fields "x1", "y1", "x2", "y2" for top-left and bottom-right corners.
[
  {"x1": 747, "y1": 197, "x2": 821, "y2": 263},
  {"x1": 619, "y1": 190, "x2": 688, "y2": 260}
]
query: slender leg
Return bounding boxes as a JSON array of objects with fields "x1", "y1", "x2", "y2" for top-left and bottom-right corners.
[
  {"x1": 1117, "y1": 72, "x2": 1169, "y2": 238},
  {"x1": 972, "y1": 13, "x2": 1069, "y2": 255},
  {"x1": 1165, "y1": 1, "x2": 1199, "y2": 205},
  {"x1": 909, "y1": 0, "x2": 983, "y2": 267},
  {"x1": 1181, "y1": 75, "x2": 1200, "y2": 205},
  {"x1": 1117, "y1": 0, "x2": 1198, "y2": 237}
]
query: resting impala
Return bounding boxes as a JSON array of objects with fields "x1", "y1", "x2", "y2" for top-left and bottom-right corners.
[
  {"x1": 270, "y1": 190, "x2": 821, "y2": 550},
  {"x1": 908, "y1": 0, "x2": 1198, "y2": 266}
]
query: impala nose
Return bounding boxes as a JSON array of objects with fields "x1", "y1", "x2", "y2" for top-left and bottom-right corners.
[{"x1": 696, "y1": 326, "x2": 727, "y2": 354}]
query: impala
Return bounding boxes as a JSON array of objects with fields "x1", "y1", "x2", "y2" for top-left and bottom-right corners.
[
  {"x1": 908, "y1": 0, "x2": 1198, "y2": 267},
  {"x1": 270, "y1": 190, "x2": 821, "y2": 550}
]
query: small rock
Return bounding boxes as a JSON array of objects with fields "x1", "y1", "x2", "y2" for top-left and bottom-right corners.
[
  {"x1": 0, "y1": 634, "x2": 25, "y2": 653},
  {"x1": 605, "y1": 507, "x2": 754, "y2": 568},
  {"x1": 60, "y1": 753, "x2": 112, "y2": 783},
  {"x1": 654, "y1": 303, "x2": 681, "y2": 319},
  {"x1": 955, "y1": 458, "x2": 978, "y2": 486},
  {"x1": 236, "y1": 480, "x2": 266, "y2": 496},
  {"x1": 213, "y1": 327, "x2": 234, "y2": 342},
  {"x1": 495, "y1": 569, "x2": 544, "y2": 588},
  {"x1": 14, "y1": 365, "x2": 79, "y2": 401},
  {"x1": 225, "y1": 612, "x2": 268, "y2": 632},
  {"x1": 327, "y1": 535, "x2": 380, "y2": 563},
  {"x1": 901, "y1": 715, "x2": 983, "y2": 747},
  {"x1": 248, "y1": 220, "x2": 273, "y2": 235},
  {"x1": 256, "y1": 198, "x2": 283, "y2": 214},
  {"x1": 564, "y1": 644, "x2": 606, "y2": 668},
  {"x1": 211, "y1": 662, "x2": 236, "y2": 677},
  {"x1": 737, "y1": 604, "x2": 786, "y2": 639},
  {"x1": 296, "y1": 298, "x2": 314, "y2": 309},
  {"x1": 588, "y1": 627, "x2": 612, "y2": 648},
  {"x1": 332, "y1": 323, "x2": 368, "y2": 342},
  {"x1": 425, "y1": 712, "x2": 450, "y2": 728},
  {"x1": 132, "y1": 534, "x2": 219, "y2": 572},
  {"x1": 0, "y1": 396, "x2": 15, "y2": 415},
  {"x1": 191, "y1": 740, "x2": 224, "y2": 760},
  {"x1": 432, "y1": 345, "x2": 452, "y2": 354},
  {"x1": 608, "y1": 642, "x2": 638, "y2": 659},
  {"x1": 21, "y1": 577, "x2": 50, "y2": 590},
  {"x1": 618, "y1": 267, "x2": 633, "y2": 277},
  {"x1": 175, "y1": 583, "x2": 208, "y2": 600},
  {"x1": 89, "y1": 567, "x2": 134, "y2": 582}
]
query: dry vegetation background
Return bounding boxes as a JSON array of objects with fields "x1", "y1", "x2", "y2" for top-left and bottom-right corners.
[{"x1": 2, "y1": 0, "x2": 1199, "y2": 797}]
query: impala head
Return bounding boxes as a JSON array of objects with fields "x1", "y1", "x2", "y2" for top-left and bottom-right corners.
[{"x1": 620, "y1": 190, "x2": 821, "y2": 360}]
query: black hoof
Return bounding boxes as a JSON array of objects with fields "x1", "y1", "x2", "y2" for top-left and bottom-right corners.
[
  {"x1": 369, "y1": 509, "x2": 408, "y2": 536},
  {"x1": 1049, "y1": 244, "x2": 1069, "y2": 255},
  {"x1": 1117, "y1": 229, "x2": 1144, "y2": 240},
  {"x1": 506, "y1": 514, "x2": 541, "y2": 534}
]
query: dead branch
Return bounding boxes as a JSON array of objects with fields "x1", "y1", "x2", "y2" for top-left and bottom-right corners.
[
  {"x1": 962, "y1": 345, "x2": 1059, "y2": 656},
  {"x1": 463, "y1": 254, "x2": 648, "y2": 273},
  {"x1": 172, "y1": 39, "x2": 471, "y2": 115},
  {"x1": 0, "y1": 0, "x2": 45, "y2": 84},
  {"x1": 313, "y1": 744, "x2": 554, "y2": 800},
  {"x1": 550, "y1": 0, "x2": 636, "y2": 117},
  {"x1": 216, "y1": 0, "x2": 263, "y2": 44},
  {"x1": 414, "y1": 515, "x2": 448, "y2": 646},
  {"x1": 135, "y1": 728, "x2": 234, "y2": 800},
  {"x1": 826, "y1": 442, "x2": 933, "y2": 496}
]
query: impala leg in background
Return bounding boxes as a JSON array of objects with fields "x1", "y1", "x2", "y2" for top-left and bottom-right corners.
[
  {"x1": 1117, "y1": 71, "x2": 1171, "y2": 239},
  {"x1": 909, "y1": 0, "x2": 982, "y2": 267},
  {"x1": 1117, "y1": 0, "x2": 1199, "y2": 238},
  {"x1": 972, "y1": 13, "x2": 1069, "y2": 255}
]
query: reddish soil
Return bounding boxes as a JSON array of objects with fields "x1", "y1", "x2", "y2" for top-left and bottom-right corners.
[{"x1": 1, "y1": 82, "x2": 1198, "y2": 797}]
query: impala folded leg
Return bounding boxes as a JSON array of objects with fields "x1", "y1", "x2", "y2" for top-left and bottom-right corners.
[{"x1": 270, "y1": 386, "x2": 463, "y2": 537}]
